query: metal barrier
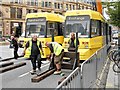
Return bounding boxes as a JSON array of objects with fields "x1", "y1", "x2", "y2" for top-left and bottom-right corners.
[
  {"x1": 81, "y1": 45, "x2": 107, "y2": 88},
  {"x1": 56, "y1": 67, "x2": 81, "y2": 89},
  {"x1": 96, "y1": 45, "x2": 107, "y2": 78},
  {"x1": 55, "y1": 45, "x2": 108, "y2": 89},
  {"x1": 81, "y1": 54, "x2": 97, "y2": 88}
]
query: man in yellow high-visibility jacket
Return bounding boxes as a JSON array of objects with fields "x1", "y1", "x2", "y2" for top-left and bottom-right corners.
[
  {"x1": 23, "y1": 35, "x2": 44, "y2": 74},
  {"x1": 68, "y1": 32, "x2": 79, "y2": 51},
  {"x1": 45, "y1": 42, "x2": 64, "y2": 75}
]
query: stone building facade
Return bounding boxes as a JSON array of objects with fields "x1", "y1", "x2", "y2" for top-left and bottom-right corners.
[{"x1": 0, "y1": 0, "x2": 94, "y2": 37}]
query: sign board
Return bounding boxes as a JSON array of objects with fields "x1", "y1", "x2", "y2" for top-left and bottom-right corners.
[
  {"x1": 14, "y1": 23, "x2": 18, "y2": 27},
  {"x1": 27, "y1": 18, "x2": 46, "y2": 23},
  {"x1": 66, "y1": 15, "x2": 90, "y2": 21}
]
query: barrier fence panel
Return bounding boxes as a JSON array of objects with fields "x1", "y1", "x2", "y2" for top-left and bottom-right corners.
[
  {"x1": 81, "y1": 54, "x2": 97, "y2": 88},
  {"x1": 81, "y1": 45, "x2": 107, "y2": 88},
  {"x1": 55, "y1": 45, "x2": 108, "y2": 89},
  {"x1": 96, "y1": 45, "x2": 107, "y2": 78},
  {"x1": 55, "y1": 67, "x2": 81, "y2": 90}
]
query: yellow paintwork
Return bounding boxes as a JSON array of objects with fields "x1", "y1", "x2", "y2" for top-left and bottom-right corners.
[
  {"x1": 26, "y1": 12, "x2": 65, "y2": 22},
  {"x1": 19, "y1": 12, "x2": 65, "y2": 58},
  {"x1": 63, "y1": 36, "x2": 104, "y2": 60},
  {"x1": 65, "y1": 10, "x2": 105, "y2": 22}
]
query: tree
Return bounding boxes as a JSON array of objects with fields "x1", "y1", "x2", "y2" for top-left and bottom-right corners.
[{"x1": 107, "y1": 2, "x2": 120, "y2": 28}]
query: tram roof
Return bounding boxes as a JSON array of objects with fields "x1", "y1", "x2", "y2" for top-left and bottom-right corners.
[
  {"x1": 65, "y1": 10, "x2": 105, "y2": 22},
  {"x1": 26, "y1": 12, "x2": 65, "y2": 22}
]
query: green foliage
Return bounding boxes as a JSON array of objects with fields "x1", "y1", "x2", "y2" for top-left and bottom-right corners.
[{"x1": 107, "y1": 2, "x2": 120, "y2": 28}]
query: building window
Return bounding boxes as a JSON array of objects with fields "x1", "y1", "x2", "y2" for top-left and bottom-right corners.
[
  {"x1": 31, "y1": 0, "x2": 35, "y2": 6},
  {"x1": 73, "y1": 5, "x2": 75, "y2": 10},
  {"x1": 27, "y1": 0, "x2": 37, "y2": 6},
  {"x1": 10, "y1": 0, "x2": 23, "y2": 4},
  {"x1": 66, "y1": 4, "x2": 68, "y2": 10},
  {"x1": 70, "y1": 5, "x2": 71, "y2": 10},
  {"x1": 60, "y1": 4, "x2": 63, "y2": 9},
  {"x1": 17, "y1": 8, "x2": 22, "y2": 18},
  {"x1": 33, "y1": 9, "x2": 37, "y2": 13},
  {"x1": 19, "y1": 0, "x2": 23, "y2": 4},
  {"x1": 11, "y1": 7, "x2": 16, "y2": 18},
  {"x1": 82, "y1": 6, "x2": 84, "y2": 9},
  {"x1": 10, "y1": 0, "x2": 14, "y2": 3},
  {"x1": 55, "y1": 3, "x2": 57, "y2": 9},
  {"x1": 35, "y1": 0, "x2": 38, "y2": 6},
  {"x1": 26, "y1": 9, "x2": 33, "y2": 14},
  {"x1": 45, "y1": 2, "x2": 48, "y2": 7},
  {"x1": 27, "y1": 0, "x2": 30, "y2": 5},
  {"x1": 58, "y1": 3, "x2": 60, "y2": 9},
  {"x1": 41, "y1": 1, "x2": 44, "y2": 7},
  {"x1": 49, "y1": 2, "x2": 52, "y2": 8},
  {"x1": 15, "y1": 0, "x2": 18, "y2": 3}
]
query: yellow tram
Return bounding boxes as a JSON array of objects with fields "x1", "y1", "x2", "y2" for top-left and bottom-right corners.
[
  {"x1": 18, "y1": 12, "x2": 65, "y2": 58},
  {"x1": 63, "y1": 10, "x2": 111, "y2": 61}
]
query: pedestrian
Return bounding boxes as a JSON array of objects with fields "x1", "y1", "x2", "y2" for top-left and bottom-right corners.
[
  {"x1": 45, "y1": 42, "x2": 64, "y2": 75},
  {"x1": 11, "y1": 36, "x2": 19, "y2": 59},
  {"x1": 68, "y1": 32, "x2": 79, "y2": 51},
  {"x1": 23, "y1": 35, "x2": 44, "y2": 73}
]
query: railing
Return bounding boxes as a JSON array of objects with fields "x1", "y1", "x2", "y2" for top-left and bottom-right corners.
[
  {"x1": 56, "y1": 45, "x2": 109, "y2": 89},
  {"x1": 81, "y1": 45, "x2": 107, "y2": 88},
  {"x1": 55, "y1": 67, "x2": 81, "y2": 90}
]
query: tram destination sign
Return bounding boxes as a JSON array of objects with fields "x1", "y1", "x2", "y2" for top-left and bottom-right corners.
[
  {"x1": 66, "y1": 15, "x2": 90, "y2": 21},
  {"x1": 27, "y1": 18, "x2": 46, "y2": 23}
]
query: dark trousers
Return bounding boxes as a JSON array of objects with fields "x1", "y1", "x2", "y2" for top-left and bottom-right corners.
[
  {"x1": 14, "y1": 47, "x2": 18, "y2": 59},
  {"x1": 30, "y1": 54, "x2": 41, "y2": 70}
]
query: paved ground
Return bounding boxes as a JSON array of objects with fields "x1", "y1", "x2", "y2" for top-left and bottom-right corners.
[
  {"x1": 0, "y1": 45, "x2": 72, "y2": 89},
  {"x1": 106, "y1": 62, "x2": 120, "y2": 89},
  {"x1": 0, "y1": 45, "x2": 23, "y2": 59},
  {"x1": 0, "y1": 45, "x2": 119, "y2": 89},
  {"x1": 0, "y1": 58, "x2": 71, "y2": 88}
]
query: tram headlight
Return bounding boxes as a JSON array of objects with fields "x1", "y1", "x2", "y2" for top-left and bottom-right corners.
[{"x1": 82, "y1": 42, "x2": 89, "y2": 48}]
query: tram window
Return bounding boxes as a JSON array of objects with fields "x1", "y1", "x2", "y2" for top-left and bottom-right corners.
[
  {"x1": 47, "y1": 22, "x2": 58, "y2": 37},
  {"x1": 91, "y1": 20, "x2": 100, "y2": 37},
  {"x1": 65, "y1": 20, "x2": 89, "y2": 38},
  {"x1": 101, "y1": 23, "x2": 106, "y2": 35},
  {"x1": 26, "y1": 22, "x2": 45, "y2": 37},
  {"x1": 58, "y1": 23, "x2": 63, "y2": 35}
]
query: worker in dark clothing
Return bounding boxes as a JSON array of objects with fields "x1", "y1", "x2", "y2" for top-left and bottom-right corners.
[
  {"x1": 23, "y1": 35, "x2": 44, "y2": 73},
  {"x1": 68, "y1": 32, "x2": 79, "y2": 51},
  {"x1": 11, "y1": 36, "x2": 19, "y2": 59},
  {"x1": 45, "y1": 42, "x2": 64, "y2": 75}
]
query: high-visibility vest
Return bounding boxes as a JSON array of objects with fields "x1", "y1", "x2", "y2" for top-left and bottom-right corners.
[
  {"x1": 69, "y1": 39, "x2": 76, "y2": 46},
  {"x1": 28, "y1": 40, "x2": 40, "y2": 55},
  {"x1": 51, "y1": 42, "x2": 63, "y2": 56}
]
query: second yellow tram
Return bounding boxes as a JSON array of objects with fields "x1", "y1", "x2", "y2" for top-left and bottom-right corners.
[{"x1": 63, "y1": 10, "x2": 111, "y2": 61}]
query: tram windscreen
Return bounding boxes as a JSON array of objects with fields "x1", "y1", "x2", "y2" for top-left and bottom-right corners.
[
  {"x1": 65, "y1": 16, "x2": 90, "y2": 38},
  {"x1": 26, "y1": 18, "x2": 46, "y2": 37}
]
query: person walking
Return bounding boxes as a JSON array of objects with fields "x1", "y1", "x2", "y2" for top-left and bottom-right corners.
[
  {"x1": 11, "y1": 36, "x2": 19, "y2": 59},
  {"x1": 45, "y1": 42, "x2": 64, "y2": 75},
  {"x1": 23, "y1": 35, "x2": 44, "y2": 73}
]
